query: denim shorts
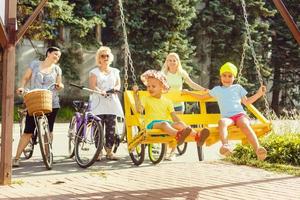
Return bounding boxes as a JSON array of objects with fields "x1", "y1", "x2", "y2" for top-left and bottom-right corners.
[{"x1": 146, "y1": 120, "x2": 172, "y2": 129}]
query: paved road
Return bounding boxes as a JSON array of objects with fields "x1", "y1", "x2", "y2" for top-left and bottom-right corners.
[{"x1": 0, "y1": 123, "x2": 299, "y2": 200}]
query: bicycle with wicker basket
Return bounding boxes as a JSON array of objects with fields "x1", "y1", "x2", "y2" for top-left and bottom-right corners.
[{"x1": 19, "y1": 84, "x2": 56, "y2": 169}]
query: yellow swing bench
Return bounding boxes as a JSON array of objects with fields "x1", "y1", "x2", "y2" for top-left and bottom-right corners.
[
  {"x1": 118, "y1": 0, "x2": 272, "y2": 165},
  {"x1": 123, "y1": 90, "x2": 271, "y2": 165}
]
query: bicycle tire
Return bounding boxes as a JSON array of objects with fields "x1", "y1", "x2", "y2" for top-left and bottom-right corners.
[
  {"x1": 197, "y1": 145, "x2": 204, "y2": 161},
  {"x1": 37, "y1": 116, "x2": 53, "y2": 170},
  {"x1": 148, "y1": 143, "x2": 166, "y2": 164},
  {"x1": 67, "y1": 115, "x2": 77, "y2": 158},
  {"x1": 129, "y1": 144, "x2": 145, "y2": 166},
  {"x1": 20, "y1": 116, "x2": 34, "y2": 159},
  {"x1": 74, "y1": 120, "x2": 104, "y2": 168},
  {"x1": 177, "y1": 142, "x2": 188, "y2": 155}
]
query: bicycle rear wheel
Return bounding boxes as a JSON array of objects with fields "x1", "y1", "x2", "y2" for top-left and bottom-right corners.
[
  {"x1": 67, "y1": 115, "x2": 77, "y2": 158},
  {"x1": 129, "y1": 144, "x2": 145, "y2": 166},
  {"x1": 74, "y1": 120, "x2": 104, "y2": 168},
  {"x1": 37, "y1": 116, "x2": 53, "y2": 170},
  {"x1": 148, "y1": 143, "x2": 166, "y2": 164}
]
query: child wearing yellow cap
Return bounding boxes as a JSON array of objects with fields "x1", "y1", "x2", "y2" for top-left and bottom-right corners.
[{"x1": 182, "y1": 62, "x2": 267, "y2": 161}]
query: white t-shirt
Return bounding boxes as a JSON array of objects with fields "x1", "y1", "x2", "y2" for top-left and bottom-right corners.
[{"x1": 89, "y1": 67, "x2": 124, "y2": 117}]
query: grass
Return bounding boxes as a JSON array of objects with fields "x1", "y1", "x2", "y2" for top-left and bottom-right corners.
[
  {"x1": 11, "y1": 179, "x2": 24, "y2": 185},
  {"x1": 226, "y1": 110, "x2": 300, "y2": 176},
  {"x1": 56, "y1": 106, "x2": 74, "y2": 122},
  {"x1": 225, "y1": 157, "x2": 300, "y2": 176}
]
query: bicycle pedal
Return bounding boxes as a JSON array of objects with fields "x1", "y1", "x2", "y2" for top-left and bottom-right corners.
[{"x1": 81, "y1": 147, "x2": 90, "y2": 151}]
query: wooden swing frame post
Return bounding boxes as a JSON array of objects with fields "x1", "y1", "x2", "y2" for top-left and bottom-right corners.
[
  {"x1": 272, "y1": 0, "x2": 300, "y2": 45},
  {"x1": 0, "y1": 0, "x2": 48, "y2": 185}
]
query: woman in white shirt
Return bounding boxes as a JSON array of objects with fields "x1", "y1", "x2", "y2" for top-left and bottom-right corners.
[{"x1": 89, "y1": 46, "x2": 124, "y2": 160}]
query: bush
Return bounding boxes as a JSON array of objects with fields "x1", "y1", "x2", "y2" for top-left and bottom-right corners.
[
  {"x1": 56, "y1": 106, "x2": 74, "y2": 122},
  {"x1": 231, "y1": 133, "x2": 300, "y2": 166}
]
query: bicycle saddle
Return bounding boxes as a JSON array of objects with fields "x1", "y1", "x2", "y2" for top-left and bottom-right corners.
[{"x1": 73, "y1": 100, "x2": 88, "y2": 113}]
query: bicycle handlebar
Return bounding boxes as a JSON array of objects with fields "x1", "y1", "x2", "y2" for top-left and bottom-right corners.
[{"x1": 69, "y1": 83, "x2": 121, "y2": 95}]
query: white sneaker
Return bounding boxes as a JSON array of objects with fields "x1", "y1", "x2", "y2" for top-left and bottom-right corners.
[{"x1": 165, "y1": 152, "x2": 176, "y2": 161}]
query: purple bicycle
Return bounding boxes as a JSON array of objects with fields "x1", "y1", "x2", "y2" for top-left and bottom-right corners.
[{"x1": 68, "y1": 83, "x2": 105, "y2": 168}]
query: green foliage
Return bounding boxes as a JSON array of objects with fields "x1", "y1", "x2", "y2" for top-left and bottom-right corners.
[
  {"x1": 17, "y1": 0, "x2": 104, "y2": 45},
  {"x1": 59, "y1": 43, "x2": 83, "y2": 81},
  {"x1": 189, "y1": 0, "x2": 275, "y2": 93},
  {"x1": 230, "y1": 133, "x2": 300, "y2": 166},
  {"x1": 95, "y1": 0, "x2": 198, "y2": 86},
  {"x1": 265, "y1": 0, "x2": 300, "y2": 113},
  {"x1": 56, "y1": 106, "x2": 74, "y2": 122}
]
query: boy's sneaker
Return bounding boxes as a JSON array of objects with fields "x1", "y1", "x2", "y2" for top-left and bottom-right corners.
[
  {"x1": 195, "y1": 128, "x2": 210, "y2": 147},
  {"x1": 175, "y1": 127, "x2": 192, "y2": 145},
  {"x1": 219, "y1": 144, "x2": 233, "y2": 157},
  {"x1": 12, "y1": 158, "x2": 20, "y2": 168}
]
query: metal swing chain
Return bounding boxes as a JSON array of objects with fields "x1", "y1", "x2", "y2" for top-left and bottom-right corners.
[
  {"x1": 237, "y1": 35, "x2": 248, "y2": 83},
  {"x1": 240, "y1": 0, "x2": 275, "y2": 119},
  {"x1": 118, "y1": 0, "x2": 137, "y2": 90}
]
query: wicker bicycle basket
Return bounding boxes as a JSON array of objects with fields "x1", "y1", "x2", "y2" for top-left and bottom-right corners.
[{"x1": 24, "y1": 89, "x2": 52, "y2": 116}]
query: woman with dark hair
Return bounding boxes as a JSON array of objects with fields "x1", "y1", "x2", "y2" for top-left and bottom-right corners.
[{"x1": 13, "y1": 47, "x2": 64, "y2": 167}]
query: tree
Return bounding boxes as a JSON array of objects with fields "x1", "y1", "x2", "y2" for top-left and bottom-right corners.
[
  {"x1": 266, "y1": 0, "x2": 300, "y2": 114},
  {"x1": 91, "y1": 0, "x2": 198, "y2": 86},
  {"x1": 17, "y1": 0, "x2": 104, "y2": 82},
  {"x1": 189, "y1": 0, "x2": 275, "y2": 95}
]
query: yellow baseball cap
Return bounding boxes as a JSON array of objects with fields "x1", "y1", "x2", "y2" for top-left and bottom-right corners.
[{"x1": 219, "y1": 62, "x2": 238, "y2": 77}]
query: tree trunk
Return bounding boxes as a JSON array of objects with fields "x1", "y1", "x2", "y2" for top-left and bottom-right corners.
[{"x1": 271, "y1": 60, "x2": 281, "y2": 115}]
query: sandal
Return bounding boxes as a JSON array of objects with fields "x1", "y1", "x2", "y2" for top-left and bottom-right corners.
[
  {"x1": 256, "y1": 147, "x2": 267, "y2": 161},
  {"x1": 96, "y1": 151, "x2": 103, "y2": 161},
  {"x1": 175, "y1": 127, "x2": 192, "y2": 145},
  {"x1": 106, "y1": 153, "x2": 119, "y2": 161},
  {"x1": 12, "y1": 158, "x2": 20, "y2": 168},
  {"x1": 219, "y1": 144, "x2": 232, "y2": 157},
  {"x1": 195, "y1": 128, "x2": 210, "y2": 147}
]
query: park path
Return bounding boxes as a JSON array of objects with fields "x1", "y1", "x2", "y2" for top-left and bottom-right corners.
[{"x1": 0, "y1": 123, "x2": 299, "y2": 199}]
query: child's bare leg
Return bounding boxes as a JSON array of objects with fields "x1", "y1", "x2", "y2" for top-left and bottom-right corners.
[
  {"x1": 171, "y1": 121, "x2": 188, "y2": 131},
  {"x1": 236, "y1": 116, "x2": 267, "y2": 160},
  {"x1": 152, "y1": 122, "x2": 178, "y2": 136},
  {"x1": 218, "y1": 118, "x2": 234, "y2": 145},
  {"x1": 236, "y1": 117, "x2": 259, "y2": 150},
  {"x1": 218, "y1": 118, "x2": 234, "y2": 156}
]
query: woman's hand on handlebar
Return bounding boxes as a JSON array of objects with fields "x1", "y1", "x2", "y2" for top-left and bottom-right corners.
[
  {"x1": 55, "y1": 83, "x2": 64, "y2": 91},
  {"x1": 16, "y1": 87, "x2": 25, "y2": 95}
]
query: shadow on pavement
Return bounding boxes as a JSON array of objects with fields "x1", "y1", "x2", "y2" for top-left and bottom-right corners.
[
  {"x1": 12, "y1": 154, "x2": 164, "y2": 178},
  {"x1": 8, "y1": 176, "x2": 300, "y2": 200}
]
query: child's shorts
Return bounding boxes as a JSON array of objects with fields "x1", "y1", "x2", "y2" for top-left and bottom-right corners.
[
  {"x1": 229, "y1": 113, "x2": 247, "y2": 124},
  {"x1": 146, "y1": 120, "x2": 172, "y2": 129}
]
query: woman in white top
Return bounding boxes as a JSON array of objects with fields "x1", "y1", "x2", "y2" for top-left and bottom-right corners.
[
  {"x1": 89, "y1": 46, "x2": 124, "y2": 160},
  {"x1": 162, "y1": 52, "x2": 207, "y2": 160}
]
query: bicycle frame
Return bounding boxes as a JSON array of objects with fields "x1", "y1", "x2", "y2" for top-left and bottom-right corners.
[{"x1": 73, "y1": 99, "x2": 101, "y2": 142}]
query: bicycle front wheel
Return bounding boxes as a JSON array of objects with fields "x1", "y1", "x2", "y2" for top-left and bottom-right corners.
[
  {"x1": 148, "y1": 143, "x2": 166, "y2": 164},
  {"x1": 37, "y1": 116, "x2": 53, "y2": 170},
  {"x1": 74, "y1": 120, "x2": 104, "y2": 168}
]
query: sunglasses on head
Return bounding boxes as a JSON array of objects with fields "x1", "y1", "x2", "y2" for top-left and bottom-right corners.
[{"x1": 100, "y1": 54, "x2": 109, "y2": 58}]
